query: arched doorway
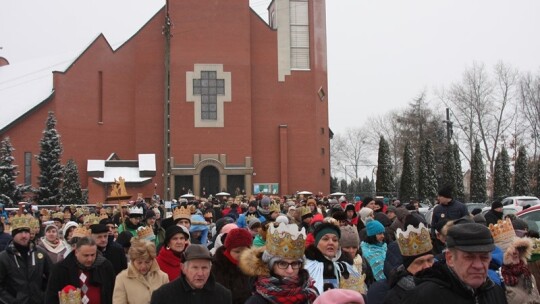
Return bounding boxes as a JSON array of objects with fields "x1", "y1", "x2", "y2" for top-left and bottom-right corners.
[{"x1": 200, "y1": 165, "x2": 220, "y2": 196}]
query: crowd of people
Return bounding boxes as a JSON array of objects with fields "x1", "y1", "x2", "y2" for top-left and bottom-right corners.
[{"x1": 0, "y1": 185, "x2": 540, "y2": 304}]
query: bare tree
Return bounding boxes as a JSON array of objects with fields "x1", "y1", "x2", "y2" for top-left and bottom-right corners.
[
  {"x1": 440, "y1": 62, "x2": 518, "y2": 183},
  {"x1": 519, "y1": 71, "x2": 540, "y2": 160},
  {"x1": 331, "y1": 127, "x2": 373, "y2": 181}
]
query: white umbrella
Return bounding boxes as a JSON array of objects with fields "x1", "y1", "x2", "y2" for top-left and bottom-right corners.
[
  {"x1": 180, "y1": 194, "x2": 195, "y2": 199},
  {"x1": 297, "y1": 191, "x2": 313, "y2": 195},
  {"x1": 215, "y1": 192, "x2": 230, "y2": 196},
  {"x1": 330, "y1": 192, "x2": 346, "y2": 197}
]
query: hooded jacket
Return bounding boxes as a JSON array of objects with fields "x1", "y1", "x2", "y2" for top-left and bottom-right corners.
[
  {"x1": 0, "y1": 240, "x2": 52, "y2": 304},
  {"x1": 403, "y1": 261, "x2": 507, "y2": 304}
]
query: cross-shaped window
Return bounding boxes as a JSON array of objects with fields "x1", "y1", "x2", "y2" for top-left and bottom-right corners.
[{"x1": 193, "y1": 71, "x2": 225, "y2": 120}]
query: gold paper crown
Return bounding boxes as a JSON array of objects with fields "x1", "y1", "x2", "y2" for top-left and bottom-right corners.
[
  {"x1": 246, "y1": 214, "x2": 257, "y2": 223},
  {"x1": 74, "y1": 208, "x2": 84, "y2": 218},
  {"x1": 29, "y1": 217, "x2": 40, "y2": 230},
  {"x1": 532, "y1": 238, "x2": 540, "y2": 256},
  {"x1": 11, "y1": 214, "x2": 32, "y2": 231},
  {"x1": 173, "y1": 206, "x2": 191, "y2": 221},
  {"x1": 84, "y1": 214, "x2": 100, "y2": 225},
  {"x1": 40, "y1": 209, "x2": 50, "y2": 216},
  {"x1": 489, "y1": 219, "x2": 516, "y2": 251},
  {"x1": 268, "y1": 201, "x2": 281, "y2": 213},
  {"x1": 136, "y1": 226, "x2": 155, "y2": 241},
  {"x1": 265, "y1": 222, "x2": 306, "y2": 259},
  {"x1": 396, "y1": 223, "x2": 433, "y2": 257},
  {"x1": 52, "y1": 212, "x2": 64, "y2": 220},
  {"x1": 95, "y1": 202, "x2": 103, "y2": 208},
  {"x1": 299, "y1": 206, "x2": 312, "y2": 217},
  {"x1": 59, "y1": 287, "x2": 81, "y2": 304},
  {"x1": 72, "y1": 226, "x2": 90, "y2": 238}
]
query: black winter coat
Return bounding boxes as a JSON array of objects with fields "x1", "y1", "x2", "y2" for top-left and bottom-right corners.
[
  {"x1": 45, "y1": 251, "x2": 115, "y2": 304},
  {"x1": 0, "y1": 233, "x2": 12, "y2": 252},
  {"x1": 211, "y1": 246, "x2": 252, "y2": 304},
  {"x1": 100, "y1": 242, "x2": 127, "y2": 275},
  {"x1": 150, "y1": 273, "x2": 232, "y2": 304},
  {"x1": 484, "y1": 210, "x2": 503, "y2": 226},
  {"x1": 403, "y1": 261, "x2": 508, "y2": 304},
  {"x1": 383, "y1": 266, "x2": 415, "y2": 304},
  {"x1": 0, "y1": 241, "x2": 52, "y2": 304}
]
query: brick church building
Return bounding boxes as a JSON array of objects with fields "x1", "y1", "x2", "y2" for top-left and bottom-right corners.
[{"x1": 0, "y1": 0, "x2": 330, "y2": 202}]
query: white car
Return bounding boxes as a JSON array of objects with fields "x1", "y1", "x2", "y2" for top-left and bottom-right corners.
[
  {"x1": 501, "y1": 196, "x2": 540, "y2": 212},
  {"x1": 481, "y1": 205, "x2": 520, "y2": 217}
]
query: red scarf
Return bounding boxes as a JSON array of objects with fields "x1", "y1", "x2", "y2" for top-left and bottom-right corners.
[
  {"x1": 502, "y1": 260, "x2": 531, "y2": 287},
  {"x1": 223, "y1": 249, "x2": 238, "y2": 265},
  {"x1": 254, "y1": 275, "x2": 318, "y2": 304}
]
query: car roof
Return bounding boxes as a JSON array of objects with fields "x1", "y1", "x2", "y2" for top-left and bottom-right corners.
[{"x1": 517, "y1": 204, "x2": 540, "y2": 216}]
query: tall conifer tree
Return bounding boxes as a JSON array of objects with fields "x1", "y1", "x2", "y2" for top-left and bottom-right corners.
[
  {"x1": 418, "y1": 139, "x2": 438, "y2": 202},
  {"x1": 493, "y1": 146, "x2": 512, "y2": 200},
  {"x1": 60, "y1": 159, "x2": 84, "y2": 205},
  {"x1": 399, "y1": 142, "x2": 417, "y2": 201},
  {"x1": 0, "y1": 137, "x2": 25, "y2": 205},
  {"x1": 514, "y1": 146, "x2": 530, "y2": 195},
  {"x1": 376, "y1": 136, "x2": 394, "y2": 196},
  {"x1": 452, "y1": 143, "x2": 465, "y2": 201},
  {"x1": 470, "y1": 142, "x2": 487, "y2": 202},
  {"x1": 35, "y1": 112, "x2": 63, "y2": 205}
]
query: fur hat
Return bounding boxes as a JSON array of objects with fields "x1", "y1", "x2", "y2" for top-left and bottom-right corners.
[
  {"x1": 164, "y1": 225, "x2": 190, "y2": 246},
  {"x1": 340, "y1": 225, "x2": 360, "y2": 248},
  {"x1": 224, "y1": 228, "x2": 253, "y2": 251}
]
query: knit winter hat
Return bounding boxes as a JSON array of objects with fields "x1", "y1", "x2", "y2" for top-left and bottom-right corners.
[
  {"x1": 314, "y1": 289, "x2": 365, "y2": 304},
  {"x1": 221, "y1": 223, "x2": 239, "y2": 235},
  {"x1": 164, "y1": 225, "x2": 190, "y2": 246},
  {"x1": 491, "y1": 201, "x2": 503, "y2": 210},
  {"x1": 438, "y1": 185, "x2": 453, "y2": 199},
  {"x1": 314, "y1": 222, "x2": 341, "y2": 247},
  {"x1": 340, "y1": 225, "x2": 360, "y2": 248},
  {"x1": 366, "y1": 219, "x2": 385, "y2": 237},
  {"x1": 224, "y1": 228, "x2": 252, "y2": 251},
  {"x1": 276, "y1": 215, "x2": 289, "y2": 224},
  {"x1": 359, "y1": 208, "x2": 374, "y2": 224}
]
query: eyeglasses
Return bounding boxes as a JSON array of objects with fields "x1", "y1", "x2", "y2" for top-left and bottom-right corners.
[{"x1": 275, "y1": 261, "x2": 302, "y2": 269}]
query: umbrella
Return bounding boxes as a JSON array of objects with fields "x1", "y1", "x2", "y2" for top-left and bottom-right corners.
[
  {"x1": 180, "y1": 194, "x2": 195, "y2": 199},
  {"x1": 297, "y1": 191, "x2": 312, "y2": 195},
  {"x1": 330, "y1": 192, "x2": 346, "y2": 197},
  {"x1": 215, "y1": 192, "x2": 230, "y2": 196}
]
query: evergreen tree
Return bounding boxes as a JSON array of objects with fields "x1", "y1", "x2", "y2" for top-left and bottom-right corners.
[
  {"x1": 376, "y1": 136, "x2": 394, "y2": 196},
  {"x1": 60, "y1": 159, "x2": 84, "y2": 205},
  {"x1": 493, "y1": 146, "x2": 512, "y2": 200},
  {"x1": 399, "y1": 142, "x2": 417, "y2": 201},
  {"x1": 452, "y1": 143, "x2": 465, "y2": 201},
  {"x1": 35, "y1": 112, "x2": 63, "y2": 205},
  {"x1": 514, "y1": 146, "x2": 530, "y2": 195},
  {"x1": 340, "y1": 179, "x2": 348, "y2": 193},
  {"x1": 0, "y1": 137, "x2": 25, "y2": 206},
  {"x1": 442, "y1": 144, "x2": 457, "y2": 193},
  {"x1": 362, "y1": 177, "x2": 375, "y2": 196},
  {"x1": 330, "y1": 176, "x2": 340, "y2": 194},
  {"x1": 470, "y1": 142, "x2": 487, "y2": 202},
  {"x1": 418, "y1": 139, "x2": 438, "y2": 202},
  {"x1": 534, "y1": 160, "x2": 540, "y2": 198}
]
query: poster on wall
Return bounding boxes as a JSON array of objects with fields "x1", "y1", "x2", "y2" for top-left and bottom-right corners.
[{"x1": 253, "y1": 183, "x2": 279, "y2": 194}]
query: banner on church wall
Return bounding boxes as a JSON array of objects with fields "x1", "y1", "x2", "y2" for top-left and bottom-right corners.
[{"x1": 253, "y1": 183, "x2": 279, "y2": 195}]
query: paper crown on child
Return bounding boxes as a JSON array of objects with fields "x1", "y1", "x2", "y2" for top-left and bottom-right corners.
[
  {"x1": 265, "y1": 222, "x2": 306, "y2": 260},
  {"x1": 136, "y1": 226, "x2": 155, "y2": 241},
  {"x1": 128, "y1": 206, "x2": 144, "y2": 216},
  {"x1": 84, "y1": 214, "x2": 100, "y2": 226},
  {"x1": 173, "y1": 206, "x2": 191, "y2": 221},
  {"x1": 58, "y1": 285, "x2": 81, "y2": 304},
  {"x1": 268, "y1": 201, "x2": 281, "y2": 214},
  {"x1": 489, "y1": 219, "x2": 516, "y2": 251},
  {"x1": 396, "y1": 222, "x2": 433, "y2": 257}
]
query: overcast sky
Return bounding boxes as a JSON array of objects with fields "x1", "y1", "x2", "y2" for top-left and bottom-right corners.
[{"x1": 2, "y1": 0, "x2": 540, "y2": 135}]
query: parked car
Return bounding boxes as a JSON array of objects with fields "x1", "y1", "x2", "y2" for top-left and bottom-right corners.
[
  {"x1": 517, "y1": 204, "x2": 540, "y2": 233},
  {"x1": 501, "y1": 196, "x2": 540, "y2": 212},
  {"x1": 465, "y1": 203, "x2": 488, "y2": 214},
  {"x1": 481, "y1": 205, "x2": 520, "y2": 218}
]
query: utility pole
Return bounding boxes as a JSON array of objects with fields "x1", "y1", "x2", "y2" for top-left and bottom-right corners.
[{"x1": 162, "y1": 1, "x2": 172, "y2": 200}]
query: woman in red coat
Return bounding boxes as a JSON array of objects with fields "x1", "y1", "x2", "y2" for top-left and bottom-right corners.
[{"x1": 156, "y1": 225, "x2": 190, "y2": 281}]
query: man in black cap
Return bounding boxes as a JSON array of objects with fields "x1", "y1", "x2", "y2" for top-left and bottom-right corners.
[
  {"x1": 151, "y1": 244, "x2": 232, "y2": 304},
  {"x1": 0, "y1": 215, "x2": 52, "y2": 304},
  {"x1": 90, "y1": 224, "x2": 127, "y2": 275},
  {"x1": 484, "y1": 200, "x2": 504, "y2": 226},
  {"x1": 430, "y1": 185, "x2": 468, "y2": 234},
  {"x1": 404, "y1": 223, "x2": 507, "y2": 304},
  {"x1": 236, "y1": 200, "x2": 265, "y2": 229}
]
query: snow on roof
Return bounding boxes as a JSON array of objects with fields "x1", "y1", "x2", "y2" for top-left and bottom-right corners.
[
  {"x1": 138, "y1": 154, "x2": 156, "y2": 172},
  {"x1": 87, "y1": 159, "x2": 105, "y2": 172},
  {"x1": 94, "y1": 166, "x2": 152, "y2": 184}
]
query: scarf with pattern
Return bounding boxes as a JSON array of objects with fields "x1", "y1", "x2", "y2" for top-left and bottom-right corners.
[
  {"x1": 360, "y1": 241, "x2": 387, "y2": 281},
  {"x1": 502, "y1": 260, "x2": 533, "y2": 291},
  {"x1": 254, "y1": 275, "x2": 318, "y2": 304}
]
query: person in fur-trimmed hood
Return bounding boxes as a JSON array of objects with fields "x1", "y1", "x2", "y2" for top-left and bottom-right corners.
[
  {"x1": 502, "y1": 237, "x2": 540, "y2": 304},
  {"x1": 239, "y1": 223, "x2": 318, "y2": 304}
]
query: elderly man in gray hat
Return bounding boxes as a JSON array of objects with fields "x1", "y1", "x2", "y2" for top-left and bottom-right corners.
[
  {"x1": 403, "y1": 223, "x2": 508, "y2": 304},
  {"x1": 151, "y1": 244, "x2": 231, "y2": 304}
]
